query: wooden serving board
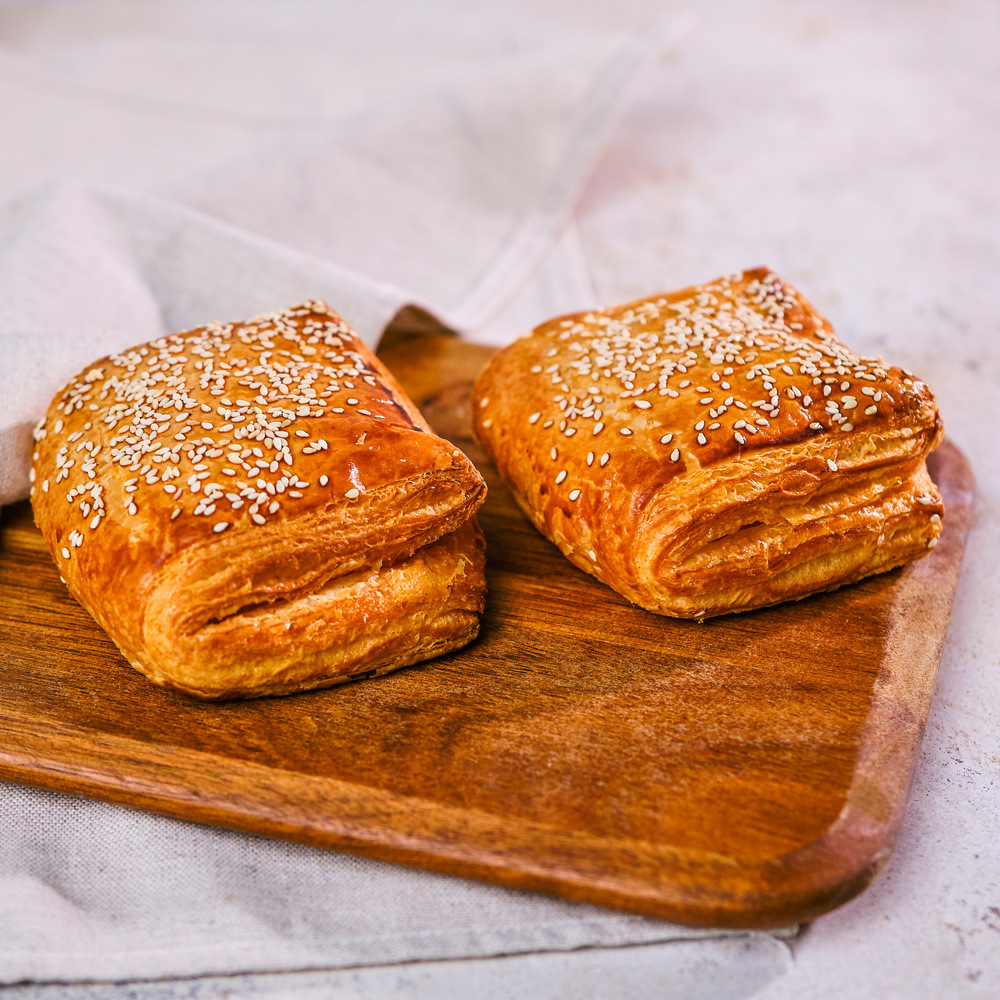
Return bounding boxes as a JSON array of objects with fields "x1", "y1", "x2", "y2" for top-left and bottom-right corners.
[{"x1": 0, "y1": 332, "x2": 973, "y2": 929}]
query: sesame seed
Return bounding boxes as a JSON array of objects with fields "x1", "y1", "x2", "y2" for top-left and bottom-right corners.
[
  {"x1": 61, "y1": 547, "x2": 70, "y2": 559},
  {"x1": 587, "y1": 452, "x2": 595, "y2": 466},
  {"x1": 635, "y1": 400, "x2": 652, "y2": 409},
  {"x1": 928, "y1": 537, "x2": 938, "y2": 548},
  {"x1": 697, "y1": 433, "x2": 707, "y2": 445},
  {"x1": 735, "y1": 432, "x2": 746, "y2": 444},
  {"x1": 345, "y1": 488, "x2": 360, "y2": 499},
  {"x1": 213, "y1": 522, "x2": 229, "y2": 533},
  {"x1": 827, "y1": 459, "x2": 838, "y2": 472},
  {"x1": 251, "y1": 513, "x2": 266, "y2": 525},
  {"x1": 551, "y1": 448, "x2": 558, "y2": 460},
  {"x1": 569, "y1": 489, "x2": 581, "y2": 501},
  {"x1": 346, "y1": 398, "x2": 358, "y2": 405},
  {"x1": 600, "y1": 453, "x2": 610, "y2": 466},
  {"x1": 930, "y1": 513, "x2": 941, "y2": 523},
  {"x1": 528, "y1": 412, "x2": 541, "y2": 424},
  {"x1": 620, "y1": 428, "x2": 632, "y2": 436},
  {"x1": 670, "y1": 449, "x2": 680, "y2": 462},
  {"x1": 593, "y1": 422, "x2": 604, "y2": 435},
  {"x1": 660, "y1": 433, "x2": 673, "y2": 444},
  {"x1": 555, "y1": 470, "x2": 567, "y2": 484},
  {"x1": 865, "y1": 405, "x2": 877, "y2": 415},
  {"x1": 319, "y1": 475, "x2": 329, "y2": 486}
]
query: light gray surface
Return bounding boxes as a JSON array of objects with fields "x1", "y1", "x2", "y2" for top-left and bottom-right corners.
[{"x1": 1, "y1": 0, "x2": 999, "y2": 996}]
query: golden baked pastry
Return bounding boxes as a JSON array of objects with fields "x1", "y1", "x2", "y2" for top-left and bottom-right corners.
[
  {"x1": 30, "y1": 302, "x2": 487, "y2": 698},
  {"x1": 472, "y1": 268, "x2": 944, "y2": 618}
]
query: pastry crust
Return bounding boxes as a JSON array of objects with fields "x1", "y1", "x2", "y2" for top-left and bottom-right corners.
[
  {"x1": 471, "y1": 268, "x2": 944, "y2": 618},
  {"x1": 30, "y1": 302, "x2": 487, "y2": 698}
]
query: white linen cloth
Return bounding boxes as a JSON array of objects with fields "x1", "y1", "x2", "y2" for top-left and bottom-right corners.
[{"x1": 0, "y1": 1, "x2": 764, "y2": 986}]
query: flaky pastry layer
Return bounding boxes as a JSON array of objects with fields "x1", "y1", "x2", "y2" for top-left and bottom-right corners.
[
  {"x1": 472, "y1": 268, "x2": 944, "y2": 618},
  {"x1": 31, "y1": 302, "x2": 487, "y2": 697}
]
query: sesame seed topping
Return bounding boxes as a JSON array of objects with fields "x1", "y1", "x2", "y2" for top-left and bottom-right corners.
[
  {"x1": 930, "y1": 513, "x2": 941, "y2": 523},
  {"x1": 213, "y1": 522, "x2": 229, "y2": 533},
  {"x1": 620, "y1": 428, "x2": 632, "y2": 436},
  {"x1": 827, "y1": 459, "x2": 839, "y2": 472},
  {"x1": 528, "y1": 412, "x2": 541, "y2": 424},
  {"x1": 555, "y1": 470, "x2": 568, "y2": 484},
  {"x1": 61, "y1": 547, "x2": 70, "y2": 559},
  {"x1": 635, "y1": 400, "x2": 652, "y2": 409},
  {"x1": 319, "y1": 475, "x2": 329, "y2": 486},
  {"x1": 600, "y1": 453, "x2": 610, "y2": 466},
  {"x1": 31, "y1": 303, "x2": 422, "y2": 539},
  {"x1": 587, "y1": 452, "x2": 595, "y2": 466},
  {"x1": 660, "y1": 433, "x2": 673, "y2": 444},
  {"x1": 593, "y1": 422, "x2": 604, "y2": 435},
  {"x1": 345, "y1": 488, "x2": 360, "y2": 499},
  {"x1": 697, "y1": 433, "x2": 707, "y2": 445},
  {"x1": 928, "y1": 537, "x2": 938, "y2": 548},
  {"x1": 568, "y1": 489, "x2": 581, "y2": 501}
]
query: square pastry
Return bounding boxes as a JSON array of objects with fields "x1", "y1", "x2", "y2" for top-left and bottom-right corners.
[
  {"x1": 472, "y1": 268, "x2": 943, "y2": 618},
  {"x1": 31, "y1": 302, "x2": 486, "y2": 698}
]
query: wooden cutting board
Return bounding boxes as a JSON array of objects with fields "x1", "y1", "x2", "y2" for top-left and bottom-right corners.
[{"x1": 0, "y1": 331, "x2": 973, "y2": 930}]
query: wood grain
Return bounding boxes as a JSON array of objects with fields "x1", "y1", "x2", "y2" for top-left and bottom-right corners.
[{"x1": 0, "y1": 333, "x2": 973, "y2": 929}]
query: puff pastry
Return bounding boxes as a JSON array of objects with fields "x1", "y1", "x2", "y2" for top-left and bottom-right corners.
[
  {"x1": 30, "y1": 302, "x2": 487, "y2": 698},
  {"x1": 472, "y1": 268, "x2": 944, "y2": 618}
]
